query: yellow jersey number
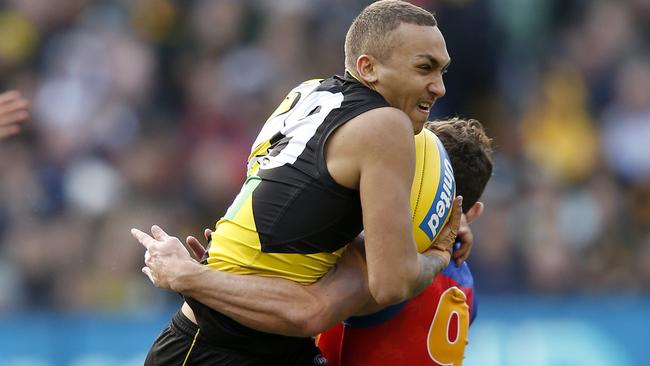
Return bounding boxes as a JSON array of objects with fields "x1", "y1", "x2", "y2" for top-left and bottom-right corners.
[{"x1": 427, "y1": 286, "x2": 470, "y2": 366}]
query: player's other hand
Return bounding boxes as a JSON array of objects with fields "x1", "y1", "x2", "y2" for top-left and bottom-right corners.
[
  {"x1": 185, "y1": 228, "x2": 212, "y2": 261},
  {"x1": 452, "y1": 201, "x2": 483, "y2": 266},
  {"x1": 131, "y1": 225, "x2": 198, "y2": 291},
  {"x1": 0, "y1": 90, "x2": 29, "y2": 139},
  {"x1": 423, "y1": 195, "x2": 462, "y2": 263},
  {"x1": 452, "y1": 214, "x2": 473, "y2": 266}
]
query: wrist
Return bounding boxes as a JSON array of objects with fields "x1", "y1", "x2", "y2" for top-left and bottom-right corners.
[
  {"x1": 424, "y1": 249, "x2": 450, "y2": 271},
  {"x1": 415, "y1": 250, "x2": 449, "y2": 286},
  {"x1": 412, "y1": 252, "x2": 447, "y2": 296},
  {"x1": 170, "y1": 260, "x2": 204, "y2": 293}
]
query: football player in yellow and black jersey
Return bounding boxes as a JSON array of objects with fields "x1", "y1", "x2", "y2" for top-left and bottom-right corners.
[{"x1": 132, "y1": 1, "x2": 467, "y2": 365}]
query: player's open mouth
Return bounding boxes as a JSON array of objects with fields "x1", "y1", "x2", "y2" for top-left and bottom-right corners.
[{"x1": 417, "y1": 102, "x2": 432, "y2": 114}]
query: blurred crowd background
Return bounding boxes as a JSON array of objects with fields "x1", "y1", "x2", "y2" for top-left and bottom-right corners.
[{"x1": 0, "y1": 0, "x2": 649, "y2": 314}]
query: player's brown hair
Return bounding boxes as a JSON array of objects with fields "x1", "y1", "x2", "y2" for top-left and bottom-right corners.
[
  {"x1": 426, "y1": 118, "x2": 494, "y2": 213},
  {"x1": 344, "y1": 0, "x2": 438, "y2": 72}
]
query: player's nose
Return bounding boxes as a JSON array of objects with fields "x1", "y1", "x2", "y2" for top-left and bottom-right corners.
[{"x1": 428, "y1": 76, "x2": 446, "y2": 99}]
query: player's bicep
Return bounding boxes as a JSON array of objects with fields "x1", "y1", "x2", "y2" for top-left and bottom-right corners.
[{"x1": 356, "y1": 108, "x2": 419, "y2": 303}]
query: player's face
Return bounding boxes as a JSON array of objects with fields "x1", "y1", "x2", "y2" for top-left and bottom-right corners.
[{"x1": 373, "y1": 23, "x2": 450, "y2": 133}]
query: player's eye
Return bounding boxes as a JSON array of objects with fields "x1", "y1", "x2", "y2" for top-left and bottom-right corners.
[{"x1": 418, "y1": 64, "x2": 432, "y2": 71}]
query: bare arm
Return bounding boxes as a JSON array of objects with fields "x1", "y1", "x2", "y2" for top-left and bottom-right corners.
[
  {"x1": 342, "y1": 196, "x2": 463, "y2": 316},
  {"x1": 186, "y1": 198, "x2": 462, "y2": 326},
  {"x1": 336, "y1": 108, "x2": 461, "y2": 305},
  {"x1": 132, "y1": 226, "x2": 369, "y2": 337},
  {"x1": 132, "y1": 193, "x2": 463, "y2": 336}
]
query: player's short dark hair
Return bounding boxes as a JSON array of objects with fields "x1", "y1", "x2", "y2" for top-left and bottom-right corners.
[
  {"x1": 426, "y1": 118, "x2": 493, "y2": 213},
  {"x1": 344, "y1": 0, "x2": 437, "y2": 72}
]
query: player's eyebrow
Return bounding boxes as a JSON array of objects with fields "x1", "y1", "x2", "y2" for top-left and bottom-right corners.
[{"x1": 416, "y1": 54, "x2": 452, "y2": 71}]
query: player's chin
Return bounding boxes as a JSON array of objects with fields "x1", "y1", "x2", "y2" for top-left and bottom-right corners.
[{"x1": 410, "y1": 116, "x2": 427, "y2": 134}]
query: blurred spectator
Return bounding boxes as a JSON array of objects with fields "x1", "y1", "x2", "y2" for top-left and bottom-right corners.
[
  {"x1": 601, "y1": 55, "x2": 650, "y2": 183},
  {"x1": 520, "y1": 62, "x2": 599, "y2": 185},
  {"x1": 0, "y1": 90, "x2": 29, "y2": 139}
]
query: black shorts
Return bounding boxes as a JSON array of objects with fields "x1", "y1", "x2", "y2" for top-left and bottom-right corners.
[{"x1": 145, "y1": 310, "x2": 328, "y2": 366}]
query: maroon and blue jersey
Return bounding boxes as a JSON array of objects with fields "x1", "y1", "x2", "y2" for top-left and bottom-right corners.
[{"x1": 318, "y1": 261, "x2": 476, "y2": 366}]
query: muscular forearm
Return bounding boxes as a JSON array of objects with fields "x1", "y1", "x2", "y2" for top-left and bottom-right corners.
[
  {"x1": 366, "y1": 252, "x2": 448, "y2": 308},
  {"x1": 134, "y1": 226, "x2": 369, "y2": 336},
  {"x1": 173, "y1": 261, "x2": 324, "y2": 337},
  {"x1": 412, "y1": 251, "x2": 449, "y2": 295},
  {"x1": 354, "y1": 251, "x2": 447, "y2": 316},
  {"x1": 173, "y1": 259, "x2": 368, "y2": 337},
  {"x1": 408, "y1": 197, "x2": 462, "y2": 297}
]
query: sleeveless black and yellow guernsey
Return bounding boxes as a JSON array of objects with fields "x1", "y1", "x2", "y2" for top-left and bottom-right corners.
[{"x1": 185, "y1": 73, "x2": 390, "y2": 356}]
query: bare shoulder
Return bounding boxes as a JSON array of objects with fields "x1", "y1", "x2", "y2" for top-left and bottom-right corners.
[
  {"x1": 325, "y1": 107, "x2": 415, "y2": 189},
  {"x1": 331, "y1": 106, "x2": 415, "y2": 157},
  {"x1": 346, "y1": 107, "x2": 414, "y2": 145}
]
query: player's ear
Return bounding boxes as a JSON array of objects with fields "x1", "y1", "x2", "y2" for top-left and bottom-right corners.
[
  {"x1": 355, "y1": 55, "x2": 378, "y2": 84},
  {"x1": 464, "y1": 201, "x2": 484, "y2": 224}
]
